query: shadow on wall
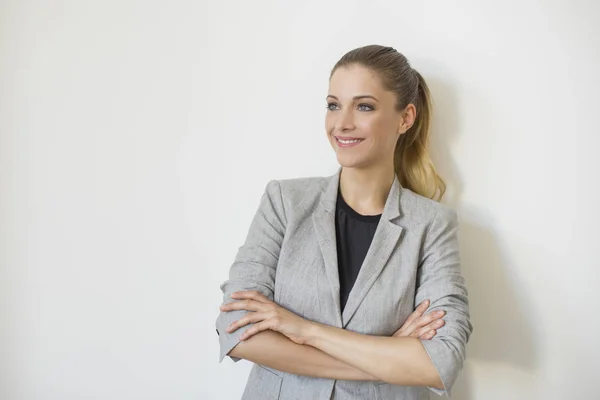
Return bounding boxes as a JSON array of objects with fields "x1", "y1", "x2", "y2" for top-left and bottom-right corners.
[{"x1": 426, "y1": 77, "x2": 540, "y2": 399}]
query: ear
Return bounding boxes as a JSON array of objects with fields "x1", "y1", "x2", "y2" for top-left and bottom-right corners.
[{"x1": 397, "y1": 103, "x2": 417, "y2": 134}]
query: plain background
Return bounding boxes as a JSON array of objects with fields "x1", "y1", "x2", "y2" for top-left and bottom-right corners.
[{"x1": 1, "y1": 1, "x2": 599, "y2": 399}]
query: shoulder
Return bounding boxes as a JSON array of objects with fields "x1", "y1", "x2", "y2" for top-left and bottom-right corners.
[
  {"x1": 275, "y1": 175, "x2": 330, "y2": 206},
  {"x1": 276, "y1": 175, "x2": 330, "y2": 197},
  {"x1": 399, "y1": 187, "x2": 458, "y2": 227},
  {"x1": 262, "y1": 174, "x2": 333, "y2": 217}
]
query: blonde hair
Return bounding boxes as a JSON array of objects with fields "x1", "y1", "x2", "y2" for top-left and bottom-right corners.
[{"x1": 330, "y1": 45, "x2": 446, "y2": 201}]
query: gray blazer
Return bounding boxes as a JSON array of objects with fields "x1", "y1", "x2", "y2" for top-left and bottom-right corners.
[{"x1": 216, "y1": 169, "x2": 472, "y2": 399}]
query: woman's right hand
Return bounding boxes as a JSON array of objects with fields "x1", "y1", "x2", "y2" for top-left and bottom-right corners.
[{"x1": 393, "y1": 300, "x2": 445, "y2": 340}]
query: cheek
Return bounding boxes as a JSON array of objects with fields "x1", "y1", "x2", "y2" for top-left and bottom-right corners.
[
  {"x1": 324, "y1": 115, "x2": 334, "y2": 134},
  {"x1": 362, "y1": 121, "x2": 398, "y2": 155},
  {"x1": 359, "y1": 118, "x2": 393, "y2": 141}
]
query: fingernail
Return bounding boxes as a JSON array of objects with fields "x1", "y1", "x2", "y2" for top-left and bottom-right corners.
[{"x1": 437, "y1": 310, "x2": 445, "y2": 316}]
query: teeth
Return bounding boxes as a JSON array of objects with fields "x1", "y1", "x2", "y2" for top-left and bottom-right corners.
[{"x1": 338, "y1": 138, "x2": 361, "y2": 144}]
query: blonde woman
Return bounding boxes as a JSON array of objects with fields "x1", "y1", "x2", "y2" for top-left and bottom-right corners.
[{"x1": 216, "y1": 45, "x2": 473, "y2": 400}]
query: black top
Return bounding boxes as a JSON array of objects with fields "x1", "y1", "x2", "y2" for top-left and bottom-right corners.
[{"x1": 335, "y1": 188, "x2": 382, "y2": 312}]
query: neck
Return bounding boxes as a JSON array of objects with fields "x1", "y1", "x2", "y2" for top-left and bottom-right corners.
[{"x1": 339, "y1": 165, "x2": 395, "y2": 216}]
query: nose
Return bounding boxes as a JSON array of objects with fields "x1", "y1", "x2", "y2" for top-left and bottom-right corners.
[{"x1": 335, "y1": 108, "x2": 356, "y2": 132}]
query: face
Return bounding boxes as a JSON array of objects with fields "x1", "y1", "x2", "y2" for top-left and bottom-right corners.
[{"x1": 325, "y1": 64, "x2": 415, "y2": 170}]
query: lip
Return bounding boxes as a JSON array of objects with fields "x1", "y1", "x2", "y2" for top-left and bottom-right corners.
[{"x1": 334, "y1": 136, "x2": 364, "y2": 148}]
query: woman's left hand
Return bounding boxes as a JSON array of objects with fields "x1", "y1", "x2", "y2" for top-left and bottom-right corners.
[{"x1": 220, "y1": 290, "x2": 314, "y2": 345}]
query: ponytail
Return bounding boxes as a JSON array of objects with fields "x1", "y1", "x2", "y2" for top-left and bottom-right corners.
[{"x1": 393, "y1": 69, "x2": 446, "y2": 201}]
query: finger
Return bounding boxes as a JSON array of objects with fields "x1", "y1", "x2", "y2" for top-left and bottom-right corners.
[
  {"x1": 240, "y1": 320, "x2": 271, "y2": 341},
  {"x1": 400, "y1": 304, "x2": 438, "y2": 336},
  {"x1": 395, "y1": 306, "x2": 428, "y2": 336},
  {"x1": 414, "y1": 319, "x2": 445, "y2": 337},
  {"x1": 413, "y1": 309, "x2": 445, "y2": 330},
  {"x1": 220, "y1": 299, "x2": 268, "y2": 312},
  {"x1": 419, "y1": 329, "x2": 436, "y2": 340},
  {"x1": 226, "y1": 311, "x2": 271, "y2": 333},
  {"x1": 403, "y1": 300, "x2": 430, "y2": 328},
  {"x1": 231, "y1": 291, "x2": 272, "y2": 303}
]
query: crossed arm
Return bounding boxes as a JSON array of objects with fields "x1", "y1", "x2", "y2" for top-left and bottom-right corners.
[
  {"x1": 230, "y1": 330, "x2": 377, "y2": 381},
  {"x1": 223, "y1": 294, "x2": 445, "y2": 387},
  {"x1": 215, "y1": 181, "x2": 472, "y2": 395}
]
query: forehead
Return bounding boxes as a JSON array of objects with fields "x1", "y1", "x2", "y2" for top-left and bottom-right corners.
[{"x1": 328, "y1": 65, "x2": 391, "y2": 100}]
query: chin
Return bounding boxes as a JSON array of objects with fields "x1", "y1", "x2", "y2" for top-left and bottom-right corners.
[{"x1": 336, "y1": 153, "x2": 368, "y2": 169}]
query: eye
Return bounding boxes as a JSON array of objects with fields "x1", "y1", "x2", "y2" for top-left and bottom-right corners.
[
  {"x1": 357, "y1": 103, "x2": 374, "y2": 111},
  {"x1": 326, "y1": 102, "x2": 339, "y2": 111}
]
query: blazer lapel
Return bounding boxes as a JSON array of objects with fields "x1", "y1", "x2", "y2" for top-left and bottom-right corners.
[
  {"x1": 312, "y1": 169, "x2": 343, "y2": 328},
  {"x1": 341, "y1": 176, "x2": 404, "y2": 327}
]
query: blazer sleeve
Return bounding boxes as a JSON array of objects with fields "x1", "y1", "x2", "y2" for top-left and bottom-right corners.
[
  {"x1": 415, "y1": 207, "x2": 473, "y2": 398},
  {"x1": 215, "y1": 180, "x2": 287, "y2": 362}
]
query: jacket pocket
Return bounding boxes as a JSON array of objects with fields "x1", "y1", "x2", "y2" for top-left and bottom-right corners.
[
  {"x1": 241, "y1": 364, "x2": 283, "y2": 400},
  {"x1": 374, "y1": 382, "x2": 428, "y2": 400}
]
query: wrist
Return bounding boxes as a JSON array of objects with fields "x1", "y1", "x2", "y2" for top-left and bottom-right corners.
[{"x1": 302, "y1": 320, "x2": 323, "y2": 347}]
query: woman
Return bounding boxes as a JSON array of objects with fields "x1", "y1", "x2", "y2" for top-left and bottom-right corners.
[{"x1": 215, "y1": 45, "x2": 473, "y2": 400}]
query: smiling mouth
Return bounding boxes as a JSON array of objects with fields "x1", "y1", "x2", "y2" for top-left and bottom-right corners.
[{"x1": 335, "y1": 136, "x2": 364, "y2": 147}]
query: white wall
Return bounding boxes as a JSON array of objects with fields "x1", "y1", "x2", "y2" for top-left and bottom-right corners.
[{"x1": 1, "y1": 1, "x2": 598, "y2": 399}]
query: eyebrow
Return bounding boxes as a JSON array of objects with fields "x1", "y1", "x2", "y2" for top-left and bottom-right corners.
[{"x1": 326, "y1": 94, "x2": 380, "y2": 103}]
